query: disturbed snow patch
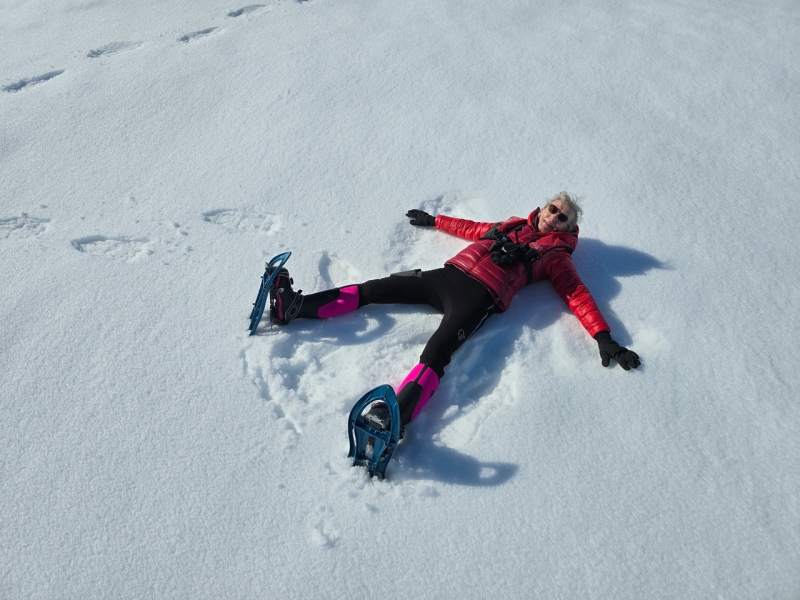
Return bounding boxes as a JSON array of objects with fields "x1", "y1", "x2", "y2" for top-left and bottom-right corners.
[
  {"x1": 87, "y1": 42, "x2": 143, "y2": 58},
  {"x1": 202, "y1": 208, "x2": 282, "y2": 234},
  {"x1": 3, "y1": 70, "x2": 64, "y2": 92},
  {"x1": 71, "y1": 235, "x2": 153, "y2": 262},
  {"x1": 0, "y1": 213, "x2": 50, "y2": 239}
]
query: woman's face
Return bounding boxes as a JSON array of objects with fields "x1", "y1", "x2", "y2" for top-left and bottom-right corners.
[{"x1": 537, "y1": 200, "x2": 576, "y2": 233}]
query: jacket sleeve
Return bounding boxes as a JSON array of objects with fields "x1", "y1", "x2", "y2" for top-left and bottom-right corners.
[
  {"x1": 546, "y1": 252, "x2": 610, "y2": 337},
  {"x1": 434, "y1": 214, "x2": 496, "y2": 242}
]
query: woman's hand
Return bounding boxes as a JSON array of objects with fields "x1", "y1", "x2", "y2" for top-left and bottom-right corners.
[
  {"x1": 406, "y1": 209, "x2": 436, "y2": 227},
  {"x1": 594, "y1": 332, "x2": 641, "y2": 370}
]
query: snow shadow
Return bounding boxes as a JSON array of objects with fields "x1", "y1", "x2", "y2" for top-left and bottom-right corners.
[
  {"x1": 255, "y1": 310, "x2": 399, "y2": 352},
  {"x1": 572, "y1": 238, "x2": 668, "y2": 345},
  {"x1": 395, "y1": 439, "x2": 518, "y2": 486},
  {"x1": 576, "y1": 238, "x2": 666, "y2": 277}
]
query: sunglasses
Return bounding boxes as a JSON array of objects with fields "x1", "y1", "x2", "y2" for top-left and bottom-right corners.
[{"x1": 546, "y1": 204, "x2": 570, "y2": 223}]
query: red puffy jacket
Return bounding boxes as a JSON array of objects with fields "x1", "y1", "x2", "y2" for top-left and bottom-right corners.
[{"x1": 435, "y1": 208, "x2": 610, "y2": 337}]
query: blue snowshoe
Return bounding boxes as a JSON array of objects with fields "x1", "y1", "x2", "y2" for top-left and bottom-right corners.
[
  {"x1": 348, "y1": 385, "x2": 402, "y2": 479},
  {"x1": 248, "y1": 251, "x2": 291, "y2": 335}
]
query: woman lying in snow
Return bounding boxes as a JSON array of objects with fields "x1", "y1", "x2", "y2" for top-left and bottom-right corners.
[{"x1": 268, "y1": 192, "x2": 640, "y2": 432}]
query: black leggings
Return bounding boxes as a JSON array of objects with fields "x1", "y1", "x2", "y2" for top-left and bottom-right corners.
[{"x1": 300, "y1": 265, "x2": 497, "y2": 379}]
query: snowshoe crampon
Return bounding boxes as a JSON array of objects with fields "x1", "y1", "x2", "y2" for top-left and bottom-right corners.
[
  {"x1": 248, "y1": 251, "x2": 291, "y2": 335},
  {"x1": 348, "y1": 385, "x2": 401, "y2": 479}
]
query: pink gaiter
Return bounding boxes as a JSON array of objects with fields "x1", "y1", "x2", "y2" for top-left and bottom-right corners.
[
  {"x1": 317, "y1": 285, "x2": 360, "y2": 319},
  {"x1": 398, "y1": 363, "x2": 440, "y2": 420}
]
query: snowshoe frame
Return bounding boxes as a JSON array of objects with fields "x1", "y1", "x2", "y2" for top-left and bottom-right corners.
[{"x1": 348, "y1": 385, "x2": 401, "y2": 479}]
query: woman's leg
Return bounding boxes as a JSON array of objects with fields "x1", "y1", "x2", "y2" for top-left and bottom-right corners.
[
  {"x1": 395, "y1": 266, "x2": 496, "y2": 424},
  {"x1": 293, "y1": 268, "x2": 445, "y2": 321},
  {"x1": 417, "y1": 266, "x2": 497, "y2": 378},
  {"x1": 277, "y1": 266, "x2": 496, "y2": 427},
  {"x1": 295, "y1": 286, "x2": 360, "y2": 319}
]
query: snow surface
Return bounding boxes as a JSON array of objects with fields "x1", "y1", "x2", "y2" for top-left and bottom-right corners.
[{"x1": 2, "y1": 0, "x2": 799, "y2": 598}]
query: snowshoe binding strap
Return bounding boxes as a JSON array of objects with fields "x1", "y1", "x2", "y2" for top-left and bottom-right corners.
[
  {"x1": 269, "y1": 268, "x2": 304, "y2": 326},
  {"x1": 249, "y1": 251, "x2": 291, "y2": 335}
]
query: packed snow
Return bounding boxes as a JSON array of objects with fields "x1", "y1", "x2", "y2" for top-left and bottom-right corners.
[{"x1": 2, "y1": 0, "x2": 799, "y2": 598}]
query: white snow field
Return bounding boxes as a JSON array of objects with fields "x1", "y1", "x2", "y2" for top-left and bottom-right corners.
[{"x1": 2, "y1": 0, "x2": 799, "y2": 598}]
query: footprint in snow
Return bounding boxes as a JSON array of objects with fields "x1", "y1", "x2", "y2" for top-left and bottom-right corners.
[
  {"x1": 87, "y1": 42, "x2": 143, "y2": 58},
  {"x1": 202, "y1": 208, "x2": 282, "y2": 235},
  {"x1": 0, "y1": 214, "x2": 51, "y2": 239},
  {"x1": 229, "y1": 0, "x2": 309, "y2": 14},
  {"x1": 228, "y1": 5, "x2": 270, "y2": 17},
  {"x1": 178, "y1": 28, "x2": 220, "y2": 43},
  {"x1": 71, "y1": 235, "x2": 153, "y2": 263},
  {"x1": 2, "y1": 70, "x2": 64, "y2": 93},
  {"x1": 308, "y1": 506, "x2": 339, "y2": 548}
]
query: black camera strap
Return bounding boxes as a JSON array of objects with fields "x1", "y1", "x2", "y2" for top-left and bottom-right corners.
[{"x1": 481, "y1": 222, "x2": 572, "y2": 284}]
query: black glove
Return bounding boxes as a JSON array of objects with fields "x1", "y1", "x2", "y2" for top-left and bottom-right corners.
[
  {"x1": 491, "y1": 242, "x2": 527, "y2": 265},
  {"x1": 406, "y1": 209, "x2": 436, "y2": 227},
  {"x1": 594, "y1": 331, "x2": 641, "y2": 370}
]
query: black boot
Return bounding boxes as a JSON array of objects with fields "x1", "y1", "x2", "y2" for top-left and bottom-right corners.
[
  {"x1": 362, "y1": 399, "x2": 408, "y2": 442},
  {"x1": 361, "y1": 401, "x2": 402, "y2": 459},
  {"x1": 269, "y1": 268, "x2": 304, "y2": 325},
  {"x1": 362, "y1": 401, "x2": 391, "y2": 431},
  {"x1": 397, "y1": 381, "x2": 425, "y2": 428}
]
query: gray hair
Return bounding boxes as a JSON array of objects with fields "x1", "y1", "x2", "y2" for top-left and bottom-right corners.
[{"x1": 547, "y1": 191, "x2": 584, "y2": 226}]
